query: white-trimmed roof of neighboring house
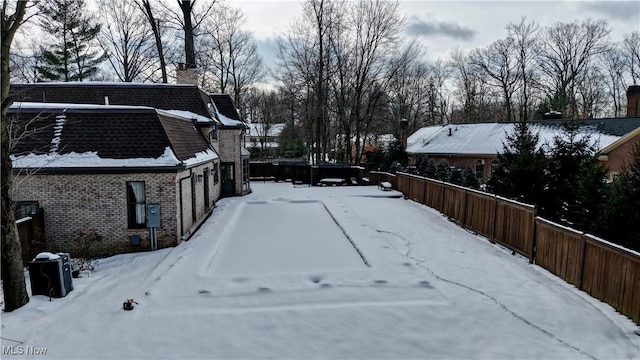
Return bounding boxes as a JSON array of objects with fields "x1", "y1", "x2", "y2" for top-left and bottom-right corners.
[
  {"x1": 247, "y1": 123, "x2": 286, "y2": 138},
  {"x1": 598, "y1": 126, "x2": 640, "y2": 155},
  {"x1": 406, "y1": 122, "x2": 622, "y2": 156},
  {"x1": 9, "y1": 102, "x2": 218, "y2": 170}
]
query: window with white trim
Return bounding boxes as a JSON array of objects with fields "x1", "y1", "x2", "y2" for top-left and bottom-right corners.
[{"x1": 127, "y1": 181, "x2": 146, "y2": 228}]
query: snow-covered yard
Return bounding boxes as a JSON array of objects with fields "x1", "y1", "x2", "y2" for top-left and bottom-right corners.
[{"x1": 1, "y1": 183, "x2": 639, "y2": 359}]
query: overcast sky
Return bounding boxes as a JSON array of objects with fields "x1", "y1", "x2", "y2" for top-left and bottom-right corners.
[{"x1": 234, "y1": 0, "x2": 640, "y2": 72}]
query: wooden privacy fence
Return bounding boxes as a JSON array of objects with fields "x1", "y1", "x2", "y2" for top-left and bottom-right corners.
[
  {"x1": 17, "y1": 209, "x2": 46, "y2": 264},
  {"x1": 386, "y1": 171, "x2": 640, "y2": 325},
  {"x1": 394, "y1": 172, "x2": 536, "y2": 260},
  {"x1": 536, "y1": 218, "x2": 640, "y2": 325}
]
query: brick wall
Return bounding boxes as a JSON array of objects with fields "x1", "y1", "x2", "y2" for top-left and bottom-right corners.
[
  {"x1": 218, "y1": 129, "x2": 244, "y2": 195},
  {"x1": 605, "y1": 132, "x2": 640, "y2": 178},
  {"x1": 13, "y1": 163, "x2": 222, "y2": 258},
  {"x1": 627, "y1": 85, "x2": 640, "y2": 117}
]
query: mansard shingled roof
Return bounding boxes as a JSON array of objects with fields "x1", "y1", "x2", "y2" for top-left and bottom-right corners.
[
  {"x1": 10, "y1": 82, "x2": 212, "y2": 119},
  {"x1": 209, "y1": 94, "x2": 241, "y2": 121},
  {"x1": 8, "y1": 104, "x2": 213, "y2": 169}
]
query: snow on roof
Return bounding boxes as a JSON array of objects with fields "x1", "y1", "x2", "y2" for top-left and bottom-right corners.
[
  {"x1": 216, "y1": 111, "x2": 245, "y2": 127},
  {"x1": 183, "y1": 149, "x2": 219, "y2": 166},
  {"x1": 11, "y1": 147, "x2": 183, "y2": 168},
  {"x1": 406, "y1": 123, "x2": 621, "y2": 156},
  {"x1": 10, "y1": 101, "x2": 154, "y2": 111},
  {"x1": 159, "y1": 109, "x2": 214, "y2": 124},
  {"x1": 12, "y1": 81, "x2": 196, "y2": 87}
]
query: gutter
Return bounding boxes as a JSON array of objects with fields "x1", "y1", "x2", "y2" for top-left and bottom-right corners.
[{"x1": 12, "y1": 165, "x2": 187, "y2": 175}]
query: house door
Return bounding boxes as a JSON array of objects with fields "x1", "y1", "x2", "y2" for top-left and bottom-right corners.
[{"x1": 221, "y1": 163, "x2": 235, "y2": 196}]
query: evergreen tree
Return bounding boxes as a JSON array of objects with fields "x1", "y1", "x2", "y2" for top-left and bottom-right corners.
[
  {"x1": 436, "y1": 159, "x2": 452, "y2": 182},
  {"x1": 461, "y1": 166, "x2": 480, "y2": 189},
  {"x1": 602, "y1": 144, "x2": 640, "y2": 251},
  {"x1": 487, "y1": 122, "x2": 548, "y2": 205},
  {"x1": 36, "y1": 0, "x2": 103, "y2": 81},
  {"x1": 277, "y1": 123, "x2": 305, "y2": 158},
  {"x1": 545, "y1": 122, "x2": 606, "y2": 227},
  {"x1": 424, "y1": 159, "x2": 439, "y2": 179}
]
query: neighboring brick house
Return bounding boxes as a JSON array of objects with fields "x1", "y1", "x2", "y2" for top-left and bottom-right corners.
[
  {"x1": 8, "y1": 103, "x2": 220, "y2": 257},
  {"x1": 406, "y1": 118, "x2": 640, "y2": 183},
  {"x1": 10, "y1": 82, "x2": 250, "y2": 197},
  {"x1": 598, "y1": 126, "x2": 640, "y2": 181}
]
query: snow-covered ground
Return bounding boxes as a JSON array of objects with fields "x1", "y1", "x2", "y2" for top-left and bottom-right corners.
[{"x1": 1, "y1": 183, "x2": 639, "y2": 359}]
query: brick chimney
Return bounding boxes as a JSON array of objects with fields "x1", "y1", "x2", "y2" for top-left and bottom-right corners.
[
  {"x1": 400, "y1": 118, "x2": 409, "y2": 149},
  {"x1": 627, "y1": 85, "x2": 640, "y2": 117},
  {"x1": 176, "y1": 63, "x2": 199, "y2": 85}
]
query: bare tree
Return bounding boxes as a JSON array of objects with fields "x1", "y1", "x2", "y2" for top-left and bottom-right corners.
[
  {"x1": 600, "y1": 46, "x2": 628, "y2": 117},
  {"x1": 575, "y1": 64, "x2": 607, "y2": 118},
  {"x1": 98, "y1": 0, "x2": 158, "y2": 82},
  {"x1": 199, "y1": 4, "x2": 263, "y2": 110},
  {"x1": 346, "y1": 0, "x2": 404, "y2": 164},
  {"x1": 135, "y1": 0, "x2": 168, "y2": 82},
  {"x1": 536, "y1": 19, "x2": 610, "y2": 118},
  {"x1": 277, "y1": 0, "x2": 407, "y2": 164},
  {"x1": 623, "y1": 31, "x2": 640, "y2": 84},
  {"x1": 449, "y1": 48, "x2": 493, "y2": 123},
  {"x1": 386, "y1": 42, "x2": 429, "y2": 135},
  {"x1": 274, "y1": 0, "x2": 337, "y2": 164},
  {"x1": 9, "y1": 38, "x2": 41, "y2": 83},
  {"x1": 507, "y1": 17, "x2": 539, "y2": 121},
  {"x1": 1, "y1": 0, "x2": 31, "y2": 312},
  {"x1": 469, "y1": 37, "x2": 521, "y2": 122},
  {"x1": 428, "y1": 59, "x2": 452, "y2": 124},
  {"x1": 157, "y1": 0, "x2": 216, "y2": 66}
]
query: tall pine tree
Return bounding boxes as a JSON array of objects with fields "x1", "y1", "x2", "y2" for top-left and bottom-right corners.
[
  {"x1": 487, "y1": 122, "x2": 548, "y2": 205},
  {"x1": 36, "y1": 0, "x2": 103, "y2": 81},
  {"x1": 545, "y1": 122, "x2": 607, "y2": 228}
]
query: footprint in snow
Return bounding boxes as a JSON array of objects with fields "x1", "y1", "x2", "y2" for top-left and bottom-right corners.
[{"x1": 419, "y1": 281, "x2": 433, "y2": 289}]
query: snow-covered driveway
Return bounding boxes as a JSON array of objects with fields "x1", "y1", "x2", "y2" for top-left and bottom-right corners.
[{"x1": 1, "y1": 183, "x2": 638, "y2": 359}]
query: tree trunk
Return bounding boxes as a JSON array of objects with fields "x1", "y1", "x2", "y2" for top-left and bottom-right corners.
[
  {"x1": 1, "y1": 0, "x2": 30, "y2": 312},
  {"x1": 179, "y1": 0, "x2": 196, "y2": 68},
  {"x1": 140, "y1": 0, "x2": 168, "y2": 83}
]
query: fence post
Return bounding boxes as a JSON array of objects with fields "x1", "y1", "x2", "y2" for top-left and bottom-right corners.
[
  {"x1": 440, "y1": 181, "x2": 445, "y2": 212},
  {"x1": 577, "y1": 233, "x2": 588, "y2": 290},
  {"x1": 490, "y1": 195, "x2": 497, "y2": 244},
  {"x1": 461, "y1": 189, "x2": 468, "y2": 226},
  {"x1": 529, "y1": 208, "x2": 537, "y2": 264}
]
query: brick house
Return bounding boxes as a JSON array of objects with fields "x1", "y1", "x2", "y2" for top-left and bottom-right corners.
[
  {"x1": 10, "y1": 82, "x2": 250, "y2": 197},
  {"x1": 8, "y1": 102, "x2": 220, "y2": 257},
  {"x1": 598, "y1": 126, "x2": 640, "y2": 181},
  {"x1": 406, "y1": 118, "x2": 640, "y2": 183},
  {"x1": 208, "y1": 94, "x2": 251, "y2": 196}
]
